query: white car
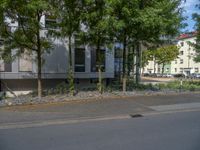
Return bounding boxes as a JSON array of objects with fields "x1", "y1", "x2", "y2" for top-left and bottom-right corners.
[
  {"x1": 195, "y1": 74, "x2": 200, "y2": 78},
  {"x1": 162, "y1": 74, "x2": 173, "y2": 78},
  {"x1": 190, "y1": 73, "x2": 200, "y2": 79}
]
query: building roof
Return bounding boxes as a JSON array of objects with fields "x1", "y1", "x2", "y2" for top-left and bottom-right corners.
[{"x1": 177, "y1": 31, "x2": 197, "y2": 40}]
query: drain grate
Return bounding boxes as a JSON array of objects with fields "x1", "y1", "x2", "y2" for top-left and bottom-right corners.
[{"x1": 129, "y1": 114, "x2": 143, "y2": 118}]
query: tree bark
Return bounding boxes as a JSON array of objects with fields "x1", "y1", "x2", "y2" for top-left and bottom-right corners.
[
  {"x1": 97, "y1": 37, "x2": 103, "y2": 94},
  {"x1": 127, "y1": 47, "x2": 131, "y2": 77},
  {"x1": 132, "y1": 45, "x2": 136, "y2": 81},
  {"x1": 162, "y1": 63, "x2": 165, "y2": 75},
  {"x1": 135, "y1": 41, "x2": 141, "y2": 85},
  {"x1": 37, "y1": 49, "x2": 42, "y2": 99},
  {"x1": 68, "y1": 35, "x2": 75, "y2": 96},
  {"x1": 36, "y1": 13, "x2": 42, "y2": 99},
  {"x1": 122, "y1": 35, "x2": 127, "y2": 92},
  {"x1": 154, "y1": 57, "x2": 156, "y2": 74}
]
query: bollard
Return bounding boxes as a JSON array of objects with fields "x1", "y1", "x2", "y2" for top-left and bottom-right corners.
[{"x1": 179, "y1": 78, "x2": 183, "y2": 92}]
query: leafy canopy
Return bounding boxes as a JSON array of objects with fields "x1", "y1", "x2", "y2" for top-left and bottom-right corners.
[
  {"x1": 192, "y1": 0, "x2": 200, "y2": 62},
  {"x1": 0, "y1": 0, "x2": 54, "y2": 59}
]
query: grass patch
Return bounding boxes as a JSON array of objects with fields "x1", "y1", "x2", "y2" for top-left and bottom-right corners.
[
  {"x1": 156, "y1": 80, "x2": 200, "y2": 91},
  {"x1": 107, "y1": 80, "x2": 200, "y2": 92}
]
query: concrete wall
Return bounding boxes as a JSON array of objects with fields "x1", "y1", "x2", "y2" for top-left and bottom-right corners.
[
  {"x1": 1, "y1": 79, "x2": 65, "y2": 91},
  {"x1": 0, "y1": 44, "x2": 115, "y2": 79},
  {"x1": 0, "y1": 16, "x2": 115, "y2": 80}
]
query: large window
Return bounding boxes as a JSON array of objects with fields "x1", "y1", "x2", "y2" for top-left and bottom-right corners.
[
  {"x1": 180, "y1": 51, "x2": 184, "y2": 55},
  {"x1": 0, "y1": 60, "x2": 4, "y2": 72},
  {"x1": 0, "y1": 61, "x2": 12, "y2": 72},
  {"x1": 75, "y1": 48, "x2": 85, "y2": 72},
  {"x1": 91, "y1": 49, "x2": 105, "y2": 72},
  {"x1": 180, "y1": 59, "x2": 184, "y2": 64},
  {"x1": 0, "y1": 50, "x2": 12, "y2": 72},
  {"x1": 19, "y1": 51, "x2": 32, "y2": 72},
  {"x1": 115, "y1": 47, "x2": 123, "y2": 59},
  {"x1": 195, "y1": 68, "x2": 199, "y2": 73},
  {"x1": 0, "y1": 38, "x2": 3, "y2": 47},
  {"x1": 114, "y1": 47, "x2": 123, "y2": 74},
  {"x1": 180, "y1": 42, "x2": 184, "y2": 47},
  {"x1": 180, "y1": 68, "x2": 183, "y2": 73},
  {"x1": 45, "y1": 15, "x2": 57, "y2": 29}
]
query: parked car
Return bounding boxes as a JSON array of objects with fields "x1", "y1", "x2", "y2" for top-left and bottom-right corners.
[
  {"x1": 190, "y1": 73, "x2": 200, "y2": 79},
  {"x1": 156, "y1": 73, "x2": 162, "y2": 77},
  {"x1": 174, "y1": 74, "x2": 186, "y2": 78},
  {"x1": 143, "y1": 73, "x2": 157, "y2": 77},
  {"x1": 143, "y1": 73, "x2": 150, "y2": 77},
  {"x1": 162, "y1": 73, "x2": 173, "y2": 78},
  {"x1": 196, "y1": 74, "x2": 200, "y2": 78},
  {"x1": 150, "y1": 73, "x2": 158, "y2": 78}
]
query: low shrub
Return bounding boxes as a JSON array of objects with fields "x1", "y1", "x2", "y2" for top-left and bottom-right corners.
[{"x1": 156, "y1": 80, "x2": 200, "y2": 91}]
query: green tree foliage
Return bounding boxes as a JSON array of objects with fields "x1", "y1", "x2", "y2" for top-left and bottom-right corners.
[
  {"x1": 109, "y1": 0, "x2": 183, "y2": 88},
  {"x1": 142, "y1": 50, "x2": 154, "y2": 69},
  {"x1": 0, "y1": 0, "x2": 55, "y2": 98},
  {"x1": 82, "y1": 0, "x2": 112, "y2": 94},
  {"x1": 51, "y1": 0, "x2": 83, "y2": 95},
  {"x1": 193, "y1": 0, "x2": 200, "y2": 62},
  {"x1": 133, "y1": 0, "x2": 183, "y2": 84},
  {"x1": 0, "y1": 0, "x2": 184, "y2": 95},
  {"x1": 154, "y1": 45, "x2": 179, "y2": 74},
  {"x1": 107, "y1": 0, "x2": 138, "y2": 91}
]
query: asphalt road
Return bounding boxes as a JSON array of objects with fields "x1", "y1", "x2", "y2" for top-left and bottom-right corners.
[
  {"x1": 0, "y1": 111, "x2": 200, "y2": 150},
  {"x1": 1, "y1": 93, "x2": 200, "y2": 125}
]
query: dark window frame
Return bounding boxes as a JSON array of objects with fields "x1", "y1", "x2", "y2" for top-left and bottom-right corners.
[
  {"x1": 75, "y1": 48, "x2": 86, "y2": 72},
  {"x1": 45, "y1": 15, "x2": 58, "y2": 29},
  {"x1": 180, "y1": 59, "x2": 184, "y2": 64},
  {"x1": 91, "y1": 49, "x2": 106, "y2": 72},
  {"x1": 181, "y1": 42, "x2": 184, "y2": 47},
  {"x1": 180, "y1": 51, "x2": 184, "y2": 55}
]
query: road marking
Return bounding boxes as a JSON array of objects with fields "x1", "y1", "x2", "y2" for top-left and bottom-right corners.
[
  {"x1": 143, "y1": 107, "x2": 200, "y2": 116},
  {"x1": 149, "y1": 102, "x2": 200, "y2": 111},
  {"x1": 0, "y1": 115, "x2": 131, "y2": 130}
]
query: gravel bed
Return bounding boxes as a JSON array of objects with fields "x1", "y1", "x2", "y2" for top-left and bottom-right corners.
[{"x1": 0, "y1": 90, "x2": 191, "y2": 107}]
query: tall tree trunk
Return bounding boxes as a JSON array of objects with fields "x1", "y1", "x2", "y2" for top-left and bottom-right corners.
[
  {"x1": 37, "y1": 49, "x2": 42, "y2": 99},
  {"x1": 97, "y1": 38, "x2": 103, "y2": 94},
  {"x1": 162, "y1": 63, "x2": 165, "y2": 75},
  {"x1": 122, "y1": 36, "x2": 127, "y2": 92},
  {"x1": 36, "y1": 13, "x2": 42, "y2": 99},
  {"x1": 68, "y1": 35, "x2": 75, "y2": 96},
  {"x1": 132, "y1": 45, "x2": 135, "y2": 81},
  {"x1": 135, "y1": 41, "x2": 141, "y2": 85},
  {"x1": 127, "y1": 47, "x2": 131, "y2": 77},
  {"x1": 0, "y1": 79, "x2": 1, "y2": 92},
  {"x1": 154, "y1": 57, "x2": 156, "y2": 74}
]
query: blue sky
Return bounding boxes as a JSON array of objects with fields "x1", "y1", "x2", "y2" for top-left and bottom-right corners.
[{"x1": 181, "y1": 0, "x2": 199, "y2": 32}]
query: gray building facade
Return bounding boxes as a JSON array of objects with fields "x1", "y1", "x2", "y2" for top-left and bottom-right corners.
[{"x1": 0, "y1": 16, "x2": 115, "y2": 94}]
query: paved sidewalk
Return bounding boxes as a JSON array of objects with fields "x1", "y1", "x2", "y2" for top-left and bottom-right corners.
[{"x1": 0, "y1": 93, "x2": 200, "y2": 125}]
